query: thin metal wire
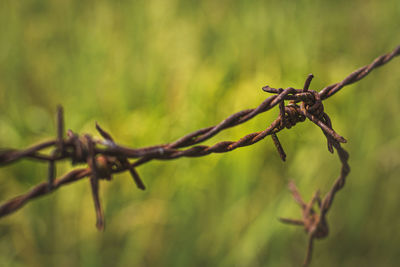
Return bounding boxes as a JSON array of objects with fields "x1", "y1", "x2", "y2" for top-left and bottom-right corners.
[{"x1": 0, "y1": 44, "x2": 399, "y2": 266}]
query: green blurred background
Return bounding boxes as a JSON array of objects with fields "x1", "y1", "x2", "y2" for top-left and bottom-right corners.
[{"x1": 0, "y1": 0, "x2": 399, "y2": 266}]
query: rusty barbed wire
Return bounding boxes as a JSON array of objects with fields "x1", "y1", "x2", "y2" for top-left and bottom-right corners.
[{"x1": 0, "y1": 45, "x2": 399, "y2": 266}]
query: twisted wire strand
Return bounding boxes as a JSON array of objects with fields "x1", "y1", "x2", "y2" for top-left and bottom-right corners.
[{"x1": 320, "y1": 45, "x2": 400, "y2": 99}]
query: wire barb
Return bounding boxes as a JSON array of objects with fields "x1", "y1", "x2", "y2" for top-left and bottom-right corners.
[
  {"x1": 95, "y1": 123, "x2": 146, "y2": 190},
  {"x1": 0, "y1": 45, "x2": 399, "y2": 267},
  {"x1": 271, "y1": 133, "x2": 286, "y2": 162},
  {"x1": 85, "y1": 134, "x2": 105, "y2": 231},
  {"x1": 47, "y1": 106, "x2": 65, "y2": 190},
  {"x1": 303, "y1": 74, "x2": 314, "y2": 92}
]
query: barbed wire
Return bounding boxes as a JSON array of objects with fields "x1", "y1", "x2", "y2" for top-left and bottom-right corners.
[{"x1": 0, "y1": 45, "x2": 399, "y2": 266}]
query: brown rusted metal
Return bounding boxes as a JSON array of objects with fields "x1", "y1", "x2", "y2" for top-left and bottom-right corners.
[{"x1": 0, "y1": 44, "x2": 399, "y2": 266}]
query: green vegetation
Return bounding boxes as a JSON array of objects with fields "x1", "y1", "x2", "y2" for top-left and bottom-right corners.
[{"x1": 0, "y1": 0, "x2": 399, "y2": 266}]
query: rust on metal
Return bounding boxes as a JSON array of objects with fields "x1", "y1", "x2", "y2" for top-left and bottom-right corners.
[{"x1": 0, "y1": 45, "x2": 399, "y2": 266}]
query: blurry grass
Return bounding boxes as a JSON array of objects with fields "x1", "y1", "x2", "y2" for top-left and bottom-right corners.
[{"x1": 0, "y1": 0, "x2": 400, "y2": 266}]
